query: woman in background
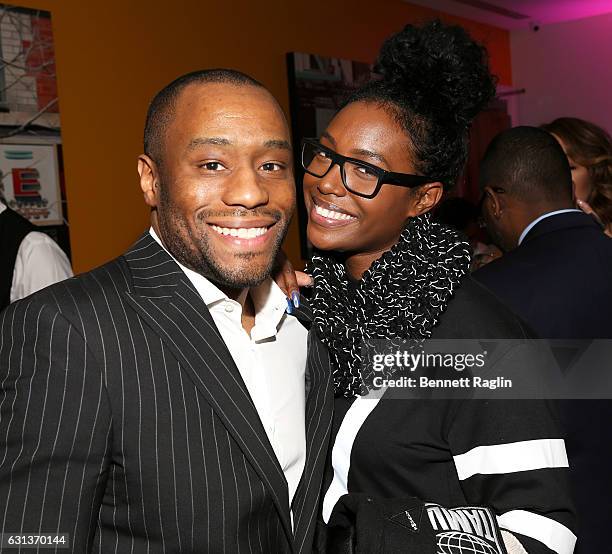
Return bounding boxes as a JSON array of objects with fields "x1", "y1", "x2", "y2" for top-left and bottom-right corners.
[
  {"x1": 283, "y1": 20, "x2": 576, "y2": 554},
  {"x1": 542, "y1": 117, "x2": 612, "y2": 236}
]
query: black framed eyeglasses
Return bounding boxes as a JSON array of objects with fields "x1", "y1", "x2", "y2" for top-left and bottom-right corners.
[{"x1": 300, "y1": 138, "x2": 439, "y2": 199}]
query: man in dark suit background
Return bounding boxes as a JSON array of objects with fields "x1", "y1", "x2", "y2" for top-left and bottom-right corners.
[
  {"x1": 0, "y1": 69, "x2": 333, "y2": 553},
  {"x1": 474, "y1": 126, "x2": 612, "y2": 553}
]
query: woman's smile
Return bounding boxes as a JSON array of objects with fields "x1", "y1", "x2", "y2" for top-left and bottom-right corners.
[{"x1": 308, "y1": 195, "x2": 358, "y2": 228}]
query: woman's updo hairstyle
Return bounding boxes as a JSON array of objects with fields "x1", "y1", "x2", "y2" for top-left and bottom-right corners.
[{"x1": 346, "y1": 19, "x2": 497, "y2": 188}]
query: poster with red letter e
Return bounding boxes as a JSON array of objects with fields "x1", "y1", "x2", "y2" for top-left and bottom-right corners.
[{"x1": 0, "y1": 144, "x2": 62, "y2": 225}]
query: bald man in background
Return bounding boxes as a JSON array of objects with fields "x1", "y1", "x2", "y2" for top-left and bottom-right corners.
[{"x1": 475, "y1": 126, "x2": 612, "y2": 553}]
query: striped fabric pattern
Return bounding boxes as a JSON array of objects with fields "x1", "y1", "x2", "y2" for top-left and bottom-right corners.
[
  {"x1": 0, "y1": 233, "x2": 333, "y2": 553},
  {"x1": 452, "y1": 438, "x2": 570, "y2": 480},
  {"x1": 321, "y1": 391, "x2": 576, "y2": 554}
]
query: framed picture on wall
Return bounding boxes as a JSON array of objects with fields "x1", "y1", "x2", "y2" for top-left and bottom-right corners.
[
  {"x1": 0, "y1": 4, "x2": 70, "y2": 257},
  {"x1": 0, "y1": 143, "x2": 63, "y2": 225},
  {"x1": 286, "y1": 52, "x2": 375, "y2": 259}
]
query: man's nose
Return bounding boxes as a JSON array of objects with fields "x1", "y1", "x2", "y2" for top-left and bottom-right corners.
[{"x1": 221, "y1": 167, "x2": 269, "y2": 208}]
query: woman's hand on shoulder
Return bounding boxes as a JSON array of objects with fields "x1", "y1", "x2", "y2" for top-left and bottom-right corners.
[{"x1": 272, "y1": 250, "x2": 313, "y2": 312}]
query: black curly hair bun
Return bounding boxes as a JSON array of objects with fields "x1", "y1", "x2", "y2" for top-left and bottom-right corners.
[{"x1": 375, "y1": 19, "x2": 497, "y2": 130}]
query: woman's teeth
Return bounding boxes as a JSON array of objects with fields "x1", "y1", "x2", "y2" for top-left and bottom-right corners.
[
  {"x1": 211, "y1": 225, "x2": 268, "y2": 238},
  {"x1": 314, "y1": 204, "x2": 355, "y2": 220}
]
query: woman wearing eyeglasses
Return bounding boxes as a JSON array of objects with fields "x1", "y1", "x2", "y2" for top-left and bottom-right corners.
[{"x1": 280, "y1": 20, "x2": 576, "y2": 554}]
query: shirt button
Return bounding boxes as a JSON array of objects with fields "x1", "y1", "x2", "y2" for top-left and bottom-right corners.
[{"x1": 225, "y1": 304, "x2": 234, "y2": 313}]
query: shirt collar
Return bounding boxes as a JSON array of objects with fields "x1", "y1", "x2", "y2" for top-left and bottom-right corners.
[
  {"x1": 250, "y1": 279, "x2": 290, "y2": 341},
  {"x1": 149, "y1": 227, "x2": 288, "y2": 340},
  {"x1": 0, "y1": 199, "x2": 6, "y2": 215},
  {"x1": 518, "y1": 209, "x2": 582, "y2": 246}
]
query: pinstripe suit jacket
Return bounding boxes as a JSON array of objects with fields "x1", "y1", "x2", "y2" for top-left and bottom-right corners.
[{"x1": 0, "y1": 233, "x2": 334, "y2": 553}]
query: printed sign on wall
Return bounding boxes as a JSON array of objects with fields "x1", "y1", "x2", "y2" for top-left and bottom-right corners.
[{"x1": 0, "y1": 144, "x2": 62, "y2": 225}]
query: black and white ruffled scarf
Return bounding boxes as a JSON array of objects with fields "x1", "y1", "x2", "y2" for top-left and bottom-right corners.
[{"x1": 308, "y1": 213, "x2": 471, "y2": 398}]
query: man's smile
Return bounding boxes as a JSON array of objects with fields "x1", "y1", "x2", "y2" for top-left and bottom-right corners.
[{"x1": 206, "y1": 217, "x2": 278, "y2": 248}]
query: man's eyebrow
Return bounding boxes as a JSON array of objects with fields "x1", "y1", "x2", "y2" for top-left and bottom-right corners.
[
  {"x1": 350, "y1": 148, "x2": 388, "y2": 167},
  {"x1": 186, "y1": 137, "x2": 231, "y2": 151},
  {"x1": 320, "y1": 131, "x2": 337, "y2": 146},
  {"x1": 263, "y1": 139, "x2": 292, "y2": 151},
  {"x1": 186, "y1": 137, "x2": 291, "y2": 152}
]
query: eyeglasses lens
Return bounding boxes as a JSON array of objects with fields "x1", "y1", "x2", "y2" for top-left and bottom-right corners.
[
  {"x1": 343, "y1": 160, "x2": 379, "y2": 196},
  {"x1": 302, "y1": 142, "x2": 379, "y2": 196},
  {"x1": 302, "y1": 142, "x2": 332, "y2": 177}
]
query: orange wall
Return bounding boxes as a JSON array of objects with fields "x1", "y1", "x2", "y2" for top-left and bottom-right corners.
[{"x1": 18, "y1": 0, "x2": 511, "y2": 272}]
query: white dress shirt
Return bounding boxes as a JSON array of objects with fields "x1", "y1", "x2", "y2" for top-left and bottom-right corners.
[
  {"x1": 0, "y1": 200, "x2": 73, "y2": 303},
  {"x1": 518, "y1": 209, "x2": 582, "y2": 246},
  {"x1": 149, "y1": 228, "x2": 307, "y2": 512}
]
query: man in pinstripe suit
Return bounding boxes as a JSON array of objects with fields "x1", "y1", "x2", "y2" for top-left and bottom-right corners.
[{"x1": 0, "y1": 70, "x2": 333, "y2": 553}]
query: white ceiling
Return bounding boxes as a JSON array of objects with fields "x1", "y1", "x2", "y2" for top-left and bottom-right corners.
[{"x1": 406, "y1": 0, "x2": 612, "y2": 29}]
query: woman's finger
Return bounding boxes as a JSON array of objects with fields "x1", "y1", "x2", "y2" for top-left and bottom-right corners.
[
  {"x1": 271, "y1": 251, "x2": 310, "y2": 311},
  {"x1": 282, "y1": 261, "x2": 301, "y2": 308},
  {"x1": 296, "y1": 271, "x2": 314, "y2": 288},
  {"x1": 272, "y1": 250, "x2": 292, "y2": 298}
]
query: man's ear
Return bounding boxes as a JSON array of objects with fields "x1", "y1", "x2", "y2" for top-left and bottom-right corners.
[
  {"x1": 138, "y1": 154, "x2": 160, "y2": 207},
  {"x1": 407, "y1": 182, "x2": 444, "y2": 217},
  {"x1": 483, "y1": 186, "x2": 502, "y2": 218}
]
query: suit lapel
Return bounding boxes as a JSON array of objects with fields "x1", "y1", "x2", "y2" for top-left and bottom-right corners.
[
  {"x1": 290, "y1": 303, "x2": 334, "y2": 553},
  {"x1": 121, "y1": 233, "x2": 294, "y2": 546},
  {"x1": 290, "y1": 298, "x2": 315, "y2": 399}
]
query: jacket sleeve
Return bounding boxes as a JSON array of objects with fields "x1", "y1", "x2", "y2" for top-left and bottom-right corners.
[
  {"x1": 0, "y1": 297, "x2": 112, "y2": 552},
  {"x1": 446, "y1": 345, "x2": 576, "y2": 554}
]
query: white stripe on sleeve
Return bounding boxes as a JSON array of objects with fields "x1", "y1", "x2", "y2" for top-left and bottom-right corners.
[
  {"x1": 453, "y1": 438, "x2": 569, "y2": 480},
  {"x1": 498, "y1": 510, "x2": 576, "y2": 554},
  {"x1": 321, "y1": 394, "x2": 383, "y2": 523}
]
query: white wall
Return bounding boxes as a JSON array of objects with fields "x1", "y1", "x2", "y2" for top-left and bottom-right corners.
[{"x1": 511, "y1": 12, "x2": 612, "y2": 133}]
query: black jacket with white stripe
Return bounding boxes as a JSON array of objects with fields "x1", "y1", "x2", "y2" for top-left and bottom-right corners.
[{"x1": 320, "y1": 277, "x2": 576, "y2": 554}]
